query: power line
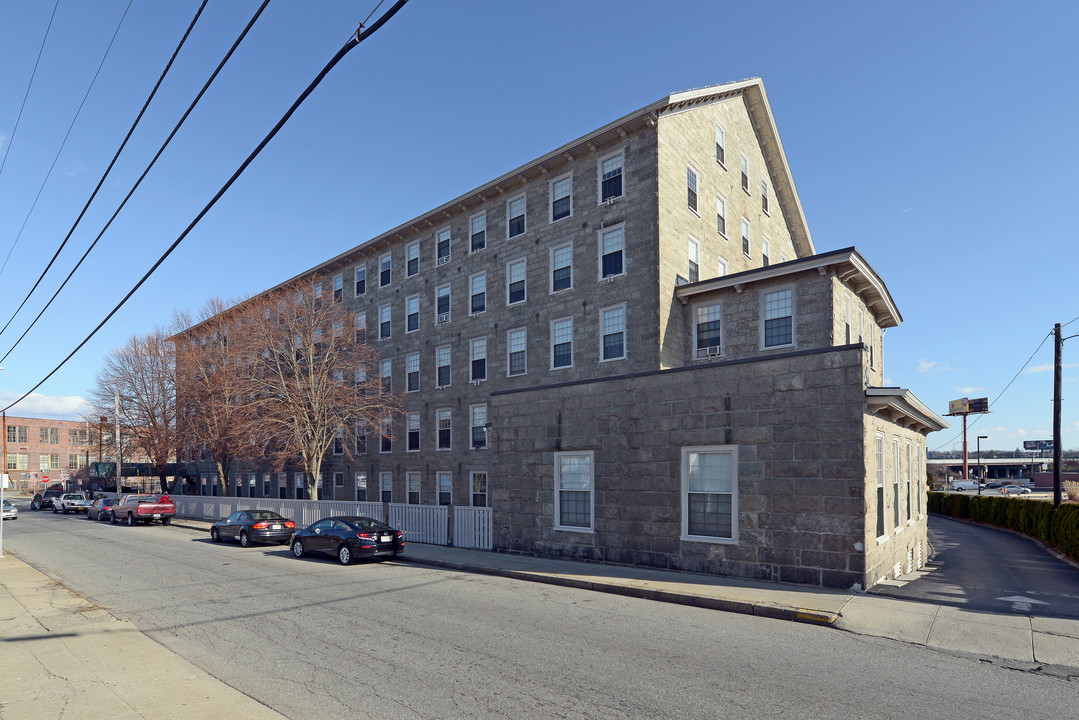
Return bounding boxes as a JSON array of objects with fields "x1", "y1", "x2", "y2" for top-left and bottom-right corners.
[
  {"x1": 1, "y1": 0, "x2": 410, "y2": 414},
  {"x1": 0, "y1": 0, "x2": 208, "y2": 343},
  {"x1": 0, "y1": 0, "x2": 134, "y2": 280},
  {"x1": 0, "y1": 0, "x2": 61, "y2": 180},
  {"x1": 0, "y1": 0, "x2": 273, "y2": 365}
]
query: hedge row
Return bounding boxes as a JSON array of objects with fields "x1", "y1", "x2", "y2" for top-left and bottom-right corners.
[{"x1": 928, "y1": 492, "x2": 1079, "y2": 562}]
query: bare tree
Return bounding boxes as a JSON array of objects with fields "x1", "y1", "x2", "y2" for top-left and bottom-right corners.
[
  {"x1": 173, "y1": 298, "x2": 255, "y2": 497},
  {"x1": 91, "y1": 329, "x2": 177, "y2": 493},
  {"x1": 240, "y1": 277, "x2": 401, "y2": 499}
]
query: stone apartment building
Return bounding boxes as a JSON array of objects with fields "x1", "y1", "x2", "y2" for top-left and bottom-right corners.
[{"x1": 186, "y1": 78, "x2": 946, "y2": 590}]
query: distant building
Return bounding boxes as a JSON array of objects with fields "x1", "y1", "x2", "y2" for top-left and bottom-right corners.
[
  {"x1": 4, "y1": 415, "x2": 98, "y2": 492},
  {"x1": 179, "y1": 78, "x2": 947, "y2": 589}
]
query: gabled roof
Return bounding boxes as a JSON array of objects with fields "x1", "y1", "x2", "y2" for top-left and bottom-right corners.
[
  {"x1": 271, "y1": 78, "x2": 813, "y2": 290},
  {"x1": 673, "y1": 247, "x2": 903, "y2": 329},
  {"x1": 866, "y1": 388, "x2": 950, "y2": 435}
]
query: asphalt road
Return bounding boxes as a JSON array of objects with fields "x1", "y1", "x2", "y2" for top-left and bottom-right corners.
[
  {"x1": 3, "y1": 505, "x2": 1077, "y2": 719},
  {"x1": 873, "y1": 514, "x2": 1079, "y2": 618}
]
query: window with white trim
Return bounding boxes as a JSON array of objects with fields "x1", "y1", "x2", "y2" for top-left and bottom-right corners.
[
  {"x1": 333, "y1": 427, "x2": 344, "y2": 455},
  {"x1": 470, "y1": 403, "x2": 487, "y2": 449},
  {"x1": 688, "y1": 236, "x2": 700, "y2": 283},
  {"x1": 601, "y1": 305, "x2": 625, "y2": 361},
  {"x1": 355, "y1": 423, "x2": 367, "y2": 455},
  {"x1": 763, "y1": 288, "x2": 794, "y2": 348},
  {"x1": 355, "y1": 265, "x2": 366, "y2": 296},
  {"x1": 380, "y1": 471, "x2": 392, "y2": 503},
  {"x1": 741, "y1": 217, "x2": 750, "y2": 257},
  {"x1": 471, "y1": 471, "x2": 487, "y2": 507},
  {"x1": 682, "y1": 446, "x2": 737, "y2": 541},
  {"x1": 551, "y1": 244, "x2": 572, "y2": 292},
  {"x1": 380, "y1": 253, "x2": 391, "y2": 287},
  {"x1": 437, "y1": 408, "x2": 452, "y2": 450},
  {"x1": 407, "y1": 242, "x2": 419, "y2": 276},
  {"x1": 716, "y1": 193, "x2": 727, "y2": 237},
  {"x1": 715, "y1": 125, "x2": 726, "y2": 166},
  {"x1": 507, "y1": 258, "x2": 526, "y2": 304},
  {"x1": 380, "y1": 417, "x2": 392, "y2": 453},
  {"x1": 314, "y1": 282, "x2": 323, "y2": 310},
  {"x1": 599, "y1": 226, "x2": 624, "y2": 279},
  {"x1": 762, "y1": 237, "x2": 770, "y2": 267},
  {"x1": 761, "y1": 180, "x2": 769, "y2": 214},
  {"x1": 470, "y1": 212, "x2": 486, "y2": 253},
  {"x1": 438, "y1": 471, "x2": 452, "y2": 506},
  {"x1": 740, "y1": 154, "x2": 749, "y2": 193},
  {"x1": 406, "y1": 352, "x2": 420, "y2": 392},
  {"x1": 600, "y1": 153, "x2": 623, "y2": 202},
  {"x1": 695, "y1": 302, "x2": 722, "y2": 358},
  {"x1": 378, "y1": 304, "x2": 391, "y2": 340},
  {"x1": 906, "y1": 441, "x2": 913, "y2": 523},
  {"x1": 333, "y1": 274, "x2": 343, "y2": 304},
  {"x1": 407, "y1": 471, "x2": 421, "y2": 504},
  {"x1": 717, "y1": 257, "x2": 727, "y2": 277},
  {"x1": 470, "y1": 336, "x2": 487, "y2": 382},
  {"x1": 435, "y1": 284, "x2": 451, "y2": 324},
  {"x1": 551, "y1": 174, "x2": 572, "y2": 221},
  {"x1": 507, "y1": 195, "x2": 526, "y2": 238},
  {"x1": 436, "y1": 346, "x2": 451, "y2": 388},
  {"x1": 916, "y1": 442, "x2": 923, "y2": 516},
  {"x1": 355, "y1": 472, "x2": 367, "y2": 501},
  {"x1": 406, "y1": 295, "x2": 419, "y2": 333},
  {"x1": 407, "y1": 412, "x2": 420, "y2": 451},
  {"x1": 354, "y1": 311, "x2": 366, "y2": 345},
  {"x1": 380, "y1": 359, "x2": 392, "y2": 395},
  {"x1": 551, "y1": 317, "x2": 573, "y2": 369},
  {"x1": 436, "y1": 228, "x2": 451, "y2": 265},
  {"x1": 876, "y1": 434, "x2": 886, "y2": 539},
  {"x1": 893, "y1": 437, "x2": 901, "y2": 530},
  {"x1": 470, "y1": 273, "x2": 486, "y2": 315},
  {"x1": 555, "y1": 451, "x2": 593, "y2": 531},
  {"x1": 507, "y1": 328, "x2": 526, "y2": 376},
  {"x1": 687, "y1": 165, "x2": 699, "y2": 213}
]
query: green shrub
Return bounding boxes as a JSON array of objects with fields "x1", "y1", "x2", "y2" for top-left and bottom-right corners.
[
  {"x1": 929, "y1": 492, "x2": 1078, "y2": 563},
  {"x1": 1051, "y1": 505, "x2": 1079, "y2": 562}
]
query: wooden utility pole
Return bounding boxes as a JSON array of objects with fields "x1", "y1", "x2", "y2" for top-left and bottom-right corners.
[{"x1": 1054, "y1": 323, "x2": 1062, "y2": 507}]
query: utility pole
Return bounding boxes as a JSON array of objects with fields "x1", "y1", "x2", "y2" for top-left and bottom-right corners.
[
  {"x1": 115, "y1": 392, "x2": 121, "y2": 496},
  {"x1": 1054, "y1": 323, "x2": 1062, "y2": 507}
]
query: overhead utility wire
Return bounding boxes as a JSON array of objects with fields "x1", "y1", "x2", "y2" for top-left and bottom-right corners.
[
  {"x1": 0, "y1": 0, "x2": 61, "y2": 180},
  {"x1": 1, "y1": 0, "x2": 410, "y2": 413},
  {"x1": 930, "y1": 329, "x2": 1054, "y2": 451},
  {"x1": 0, "y1": 0, "x2": 209, "y2": 343},
  {"x1": 0, "y1": 0, "x2": 135, "y2": 279},
  {"x1": 0, "y1": 0, "x2": 272, "y2": 364}
]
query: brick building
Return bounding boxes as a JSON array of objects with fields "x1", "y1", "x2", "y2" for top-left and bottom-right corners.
[
  {"x1": 3, "y1": 415, "x2": 100, "y2": 492},
  {"x1": 183, "y1": 78, "x2": 946, "y2": 589}
]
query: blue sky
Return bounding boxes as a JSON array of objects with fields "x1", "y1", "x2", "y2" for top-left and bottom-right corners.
[{"x1": 0, "y1": 1, "x2": 1076, "y2": 452}]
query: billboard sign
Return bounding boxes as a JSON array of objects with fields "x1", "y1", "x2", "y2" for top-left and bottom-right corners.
[
  {"x1": 967, "y1": 397, "x2": 989, "y2": 413},
  {"x1": 948, "y1": 398, "x2": 969, "y2": 414},
  {"x1": 1023, "y1": 440, "x2": 1053, "y2": 451}
]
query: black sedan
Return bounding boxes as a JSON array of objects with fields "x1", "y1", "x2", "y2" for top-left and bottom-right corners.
[
  {"x1": 87, "y1": 497, "x2": 120, "y2": 521},
  {"x1": 211, "y1": 510, "x2": 296, "y2": 547},
  {"x1": 290, "y1": 516, "x2": 404, "y2": 565}
]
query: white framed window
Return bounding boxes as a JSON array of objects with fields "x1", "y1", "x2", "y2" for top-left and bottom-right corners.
[
  {"x1": 715, "y1": 124, "x2": 726, "y2": 166},
  {"x1": 407, "y1": 412, "x2": 420, "y2": 451},
  {"x1": 906, "y1": 441, "x2": 913, "y2": 524},
  {"x1": 554, "y1": 451, "x2": 593, "y2": 531},
  {"x1": 916, "y1": 442, "x2": 923, "y2": 517},
  {"x1": 875, "y1": 433, "x2": 886, "y2": 540},
  {"x1": 407, "y1": 471, "x2": 421, "y2": 504},
  {"x1": 741, "y1": 217, "x2": 750, "y2": 257},
  {"x1": 599, "y1": 152, "x2": 623, "y2": 203},
  {"x1": 378, "y1": 304, "x2": 391, "y2": 340},
  {"x1": 354, "y1": 311, "x2": 366, "y2": 344},
  {"x1": 355, "y1": 422, "x2": 367, "y2": 455},
  {"x1": 551, "y1": 244, "x2": 573, "y2": 293},
  {"x1": 688, "y1": 236, "x2": 700, "y2": 283},
  {"x1": 436, "y1": 345, "x2": 451, "y2": 388},
  {"x1": 470, "y1": 336, "x2": 487, "y2": 382},
  {"x1": 355, "y1": 472, "x2": 367, "y2": 501},
  {"x1": 687, "y1": 165, "x2": 699, "y2": 214},
  {"x1": 694, "y1": 302, "x2": 722, "y2": 359},
  {"x1": 470, "y1": 273, "x2": 486, "y2": 315},
  {"x1": 600, "y1": 305, "x2": 625, "y2": 361},
  {"x1": 334, "y1": 472, "x2": 344, "y2": 489},
  {"x1": 599, "y1": 225, "x2": 624, "y2": 280},
  {"x1": 406, "y1": 352, "x2": 420, "y2": 392},
  {"x1": 380, "y1": 359, "x2": 392, "y2": 395},
  {"x1": 470, "y1": 471, "x2": 488, "y2": 507},
  {"x1": 551, "y1": 317, "x2": 573, "y2": 369},
  {"x1": 380, "y1": 471, "x2": 392, "y2": 503},
  {"x1": 550, "y1": 174, "x2": 572, "y2": 222},
  {"x1": 407, "y1": 242, "x2": 420, "y2": 277},
  {"x1": 717, "y1": 257, "x2": 727, "y2": 277},
  {"x1": 355, "y1": 265, "x2": 366, "y2": 296},
  {"x1": 507, "y1": 258, "x2": 526, "y2": 305},
  {"x1": 740, "y1": 154, "x2": 749, "y2": 194},
  {"x1": 470, "y1": 212, "x2": 486, "y2": 253},
  {"x1": 438, "y1": 471, "x2": 452, "y2": 506},
  {"x1": 507, "y1": 194, "x2": 526, "y2": 238},
  {"x1": 470, "y1": 404, "x2": 487, "y2": 449},
  {"x1": 716, "y1": 193, "x2": 727, "y2": 237},
  {"x1": 437, "y1": 408, "x2": 452, "y2": 450},
  {"x1": 333, "y1": 274, "x2": 343, "y2": 304},
  {"x1": 333, "y1": 426, "x2": 344, "y2": 455},
  {"x1": 507, "y1": 327, "x2": 527, "y2": 376},
  {"x1": 435, "y1": 284, "x2": 451, "y2": 324},
  {"x1": 436, "y1": 227, "x2": 451, "y2": 265},
  {"x1": 406, "y1": 294, "x2": 419, "y2": 333},
  {"x1": 762, "y1": 237, "x2": 770, "y2": 267},
  {"x1": 380, "y1": 417, "x2": 392, "y2": 453},
  {"x1": 379, "y1": 253, "x2": 391, "y2": 287},
  {"x1": 681, "y1": 445, "x2": 738, "y2": 542},
  {"x1": 314, "y1": 282, "x2": 323, "y2": 309},
  {"x1": 762, "y1": 288, "x2": 794, "y2": 349},
  {"x1": 893, "y1": 437, "x2": 902, "y2": 531},
  {"x1": 761, "y1": 179, "x2": 769, "y2": 214}
]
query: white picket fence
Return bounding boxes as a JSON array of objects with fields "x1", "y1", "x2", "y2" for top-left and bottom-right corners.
[{"x1": 172, "y1": 496, "x2": 491, "y2": 549}]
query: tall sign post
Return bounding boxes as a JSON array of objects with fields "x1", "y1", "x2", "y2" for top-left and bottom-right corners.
[{"x1": 946, "y1": 397, "x2": 989, "y2": 486}]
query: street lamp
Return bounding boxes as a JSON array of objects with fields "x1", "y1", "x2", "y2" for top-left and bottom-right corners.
[{"x1": 976, "y1": 435, "x2": 988, "y2": 496}]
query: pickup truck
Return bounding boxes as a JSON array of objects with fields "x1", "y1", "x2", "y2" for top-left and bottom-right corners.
[
  {"x1": 55, "y1": 492, "x2": 92, "y2": 514},
  {"x1": 110, "y1": 494, "x2": 176, "y2": 526}
]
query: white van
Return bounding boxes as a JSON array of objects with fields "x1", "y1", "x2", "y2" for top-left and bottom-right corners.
[{"x1": 951, "y1": 480, "x2": 981, "y2": 491}]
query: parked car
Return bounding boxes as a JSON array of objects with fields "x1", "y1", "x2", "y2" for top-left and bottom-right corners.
[
  {"x1": 1000, "y1": 485, "x2": 1032, "y2": 495},
  {"x1": 111, "y1": 493, "x2": 176, "y2": 525},
  {"x1": 951, "y1": 480, "x2": 982, "y2": 491},
  {"x1": 290, "y1": 516, "x2": 404, "y2": 565},
  {"x1": 55, "y1": 492, "x2": 92, "y2": 514},
  {"x1": 984, "y1": 482, "x2": 1003, "y2": 490},
  {"x1": 211, "y1": 510, "x2": 296, "y2": 547},
  {"x1": 34, "y1": 489, "x2": 64, "y2": 510},
  {"x1": 87, "y1": 497, "x2": 120, "y2": 522},
  {"x1": 1, "y1": 499, "x2": 17, "y2": 520}
]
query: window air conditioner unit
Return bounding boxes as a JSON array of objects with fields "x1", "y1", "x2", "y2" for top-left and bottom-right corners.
[
  {"x1": 470, "y1": 379, "x2": 482, "y2": 385},
  {"x1": 707, "y1": 346, "x2": 721, "y2": 357},
  {"x1": 437, "y1": 256, "x2": 450, "y2": 266},
  {"x1": 604, "y1": 197, "x2": 616, "y2": 206},
  {"x1": 437, "y1": 313, "x2": 450, "y2": 325}
]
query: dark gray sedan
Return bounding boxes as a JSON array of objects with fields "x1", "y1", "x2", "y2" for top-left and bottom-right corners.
[
  {"x1": 87, "y1": 497, "x2": 120, "y2": 521},
  {"x1": 210, "y1": 510, "x2": 296, "y2": 547}
]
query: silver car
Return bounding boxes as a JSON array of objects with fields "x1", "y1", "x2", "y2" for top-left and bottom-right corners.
[{"x1": 1, "y1": 499, "x2": 17, "y2": 520}]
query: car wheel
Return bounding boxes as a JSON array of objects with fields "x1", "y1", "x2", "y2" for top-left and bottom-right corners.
[
  {"x1": 63, "y1": 507, "x2": 69, "y2": 514},
  {"x1": 53, "y1": 506, "x2": 58, "y2": 513},
  {"x1": 239, "y1": 531, "x2": 250, "y2": 548},
  {"x1": 338, "y1": 544, "x2": 353, "y2": 565},
  {"x1": 110, "y1": 513, "x2": 117, "y2": 525},
  {"x1": 291, "y1": 539, "x2": 305, "y2": 558},
  {"x1": 161, "y1": 517, "x2": 171, "y2": 526},
  {"x1": 127, "y1": 514, "x2": 134, "y2": 527},
  {"x1": 210, "y1": 527, "x2": 220, "y2": 543}
]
